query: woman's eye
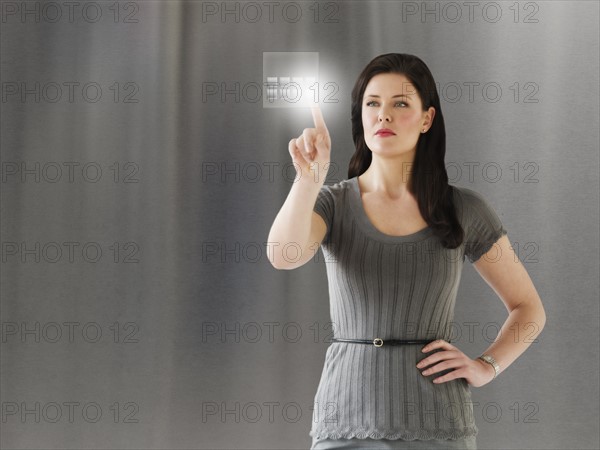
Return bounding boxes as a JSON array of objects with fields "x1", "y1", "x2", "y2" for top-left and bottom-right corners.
[{"x1": 365, "y1": 101, "x2": 407, "y2": 107}]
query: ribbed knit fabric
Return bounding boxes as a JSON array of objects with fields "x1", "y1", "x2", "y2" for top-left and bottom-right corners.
[{"x1": 309, "y1": 176, "x2": 507, "y2": 443}]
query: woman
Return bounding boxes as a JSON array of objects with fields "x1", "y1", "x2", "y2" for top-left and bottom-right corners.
[{"x1": 267, "y1": 53, "x2": 546, "y2": 449}]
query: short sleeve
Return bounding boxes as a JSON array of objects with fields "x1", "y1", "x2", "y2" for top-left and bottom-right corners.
[
  {"x1": 461, "y1": 188, "x2": 508, "y2": 263},
  {"x1": 313, "y1": 183, "x2": 334, "y2": 246}
]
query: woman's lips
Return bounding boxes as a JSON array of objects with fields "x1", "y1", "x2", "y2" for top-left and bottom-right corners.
[{"x1": 376, "y1": 131, "x2": 395, "y2": 137}]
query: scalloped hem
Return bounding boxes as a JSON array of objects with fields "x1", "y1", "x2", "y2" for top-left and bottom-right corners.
[{"x1": 309, "y1": 426, "x2": 478, "y2": 441}]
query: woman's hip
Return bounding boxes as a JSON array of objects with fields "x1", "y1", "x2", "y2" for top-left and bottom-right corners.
[{"x1": 310, "y1": 435, "x2": 477, "y2": 450}]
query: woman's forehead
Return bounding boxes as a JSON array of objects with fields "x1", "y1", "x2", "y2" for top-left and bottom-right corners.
[{"x1": 364, "y1": 73, "x2": 417, "y2": 96}]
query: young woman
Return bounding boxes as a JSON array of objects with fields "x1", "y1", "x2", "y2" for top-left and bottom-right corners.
[{"x1": 267, "y1": 53, "x2": 546, "y2": 450}]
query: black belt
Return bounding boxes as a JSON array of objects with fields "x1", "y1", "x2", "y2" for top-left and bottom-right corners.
[{"x1": 331, "y1": 337, "x2": 436, "y2": 348}]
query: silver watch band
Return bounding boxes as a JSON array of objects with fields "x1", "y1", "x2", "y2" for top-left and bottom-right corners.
[{"x1": 478, "y1": 354, "x2": 500, "y2": 379}]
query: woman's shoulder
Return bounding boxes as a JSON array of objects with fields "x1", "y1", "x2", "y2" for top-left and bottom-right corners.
[
  {"x1": 449, "y1": 185, "x2": 504, "y2": 225},
  {"x1": 450, "y1": 184, "x2": 492, "y2": 206},
  {"x1": 318, "y1": 177, "x2": 354, "y2": 196}
]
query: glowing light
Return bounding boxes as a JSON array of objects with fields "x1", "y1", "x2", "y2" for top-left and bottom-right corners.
[{"x1": 263, "y1": 52, "x2": 319, "y2": 108}]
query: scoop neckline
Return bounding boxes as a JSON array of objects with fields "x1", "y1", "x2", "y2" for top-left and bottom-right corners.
[{"x1": 348, "y1": 176, "x2": 435, "y2": 243}]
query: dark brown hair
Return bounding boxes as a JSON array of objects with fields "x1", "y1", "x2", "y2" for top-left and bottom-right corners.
[{"x1": 348, "y1": 53, "x2": 463, "y2": 248}]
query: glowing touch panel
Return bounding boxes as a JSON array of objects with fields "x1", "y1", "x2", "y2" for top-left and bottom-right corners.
[{"x1": 263, "y1": 52, "x2": 319, "y2": 108}]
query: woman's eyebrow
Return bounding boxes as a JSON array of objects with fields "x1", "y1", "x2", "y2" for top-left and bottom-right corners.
[{"x1": 365, "y1": 94, "x2": 412, "y2": 98}]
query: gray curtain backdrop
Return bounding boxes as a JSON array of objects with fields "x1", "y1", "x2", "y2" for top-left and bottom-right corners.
[{"x1": 1, "y1": 1, "x2": 598, "y2": 449}]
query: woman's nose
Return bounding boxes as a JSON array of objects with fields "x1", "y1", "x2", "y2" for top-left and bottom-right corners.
[{"x1": 378, "y1": 110, "x2": 391, "y2": 122}]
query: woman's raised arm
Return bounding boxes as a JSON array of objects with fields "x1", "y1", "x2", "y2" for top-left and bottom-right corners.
[{"x1": 267, "y1": 106, "x2": 332, "y2": 270}]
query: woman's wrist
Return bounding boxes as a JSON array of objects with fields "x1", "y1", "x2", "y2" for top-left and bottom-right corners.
[{"x1": 476, "y1": 355, "x2": 498, "y2": 382}]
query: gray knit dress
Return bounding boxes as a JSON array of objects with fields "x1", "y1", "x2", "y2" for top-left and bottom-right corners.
[{"x1": 309, "y1": 177, "x2": 507, "y2": 448}]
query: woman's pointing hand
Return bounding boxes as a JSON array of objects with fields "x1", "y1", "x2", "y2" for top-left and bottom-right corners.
[{"x1": 288, "y1": 105, "x2": 331, "y2": 184}]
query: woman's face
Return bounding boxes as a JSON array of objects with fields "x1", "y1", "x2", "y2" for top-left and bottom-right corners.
[{"x1": 361, "y1": 72, "x2": 434, "y2": 157}]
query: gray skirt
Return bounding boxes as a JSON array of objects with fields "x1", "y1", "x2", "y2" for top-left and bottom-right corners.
[{"x1": 311, "y1": 436, "x2": 477, "y2": 449}]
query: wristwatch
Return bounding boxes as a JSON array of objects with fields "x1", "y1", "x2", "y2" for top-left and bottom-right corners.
[{"x1": 478, "y1": 354, "x2": 500, "y2": 379}]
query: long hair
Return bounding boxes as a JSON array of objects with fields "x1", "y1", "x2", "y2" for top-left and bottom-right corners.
[{"x1": 348, "y1": 53, "x2": 463, "y2": 248}]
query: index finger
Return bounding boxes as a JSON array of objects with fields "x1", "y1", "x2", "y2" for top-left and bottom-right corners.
[
  {"x1": 421, "y1": 339, "x2": 447, "y2": 352},
  {"x1": 311, "y1": 105, "x2": 328, "y2": 133}
]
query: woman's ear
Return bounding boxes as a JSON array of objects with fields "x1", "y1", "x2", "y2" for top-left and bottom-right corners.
[{"x1": 423, "y1": 106, "x2": 435, "y2": 130}]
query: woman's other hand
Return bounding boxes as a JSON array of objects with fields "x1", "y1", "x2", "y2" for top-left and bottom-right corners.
[{"x1": 416, "y1": 339, "x2": 496, "y2": 388}]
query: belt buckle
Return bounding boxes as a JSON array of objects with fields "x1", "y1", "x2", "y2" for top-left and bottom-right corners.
[{"x1": 373, "y1": 338, "x2": 383, "y2": 347}]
